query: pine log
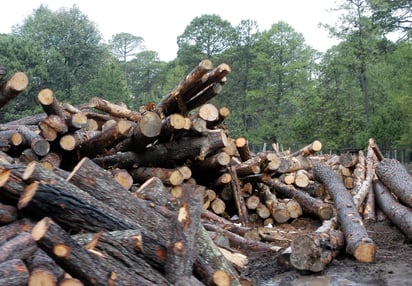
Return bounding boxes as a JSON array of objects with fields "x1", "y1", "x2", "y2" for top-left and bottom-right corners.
[
  {"x1": 363, "y1": 186, "x2": 376, "y2": 223},
  {"x1": 0, "y1": 71, "x2": 29, "y2": 108},
  {"x1": 26, "y1": 249, "x2": 65, "y2": 286},
  {"x1": 0, "y1": 259, "x2": 29, "y2": 286},
  {"x1": 261, "y1": 175, "x2": 333, "y2": 221},
  {"x1": 185, "y1": 82, "x2": 223, "y2": 111},
  {"x1": 37, "y1": 88, "x2": 66, "y2": 117},
  {"x1": 375, "y1": 158, "x2": 412, "y2": 208},
  {"x1": 156, "y1": 59, "x2": 213, "y2": 116},
  {"x1": 291, "y1": 140, "x2": 322, "y2": 157},
  {"x1": 133, "y1": 176, "x2": 177, "y2": 208},
  {"x1": 89, "y1": 96, "x2": 142, "y2": 122},
  {"x1": 313, "y1": 162, "x2": 376, "y2": 263},
  {"x1": 129, "y1": 166, "x2": 184, "y2": 186},
  {"x1": 93, "y1": 129, "x2": 228, "y2": 169},
  {"x1": 373, "y1": 179, "x2": 412, "y2": 240},
  {"x1": 0, "y1": 232, "x2": 38, "y2": 263},
  {"x1": 15, "y1": 125, "x2": 50, "y2": 156},
  {"x1": 71, "y1": 230, "x2": 171, "y2": 285},
  {"x1": 59, "y1": 130, "x2": 100, "y2": 151},
  {"x1": 261, "y1": 185, "x2": 291, "y2": 223},
  {"x1": 0, "y1": 202, "x2": 17, "y2": 224},
  {"x1": 290, "y1": 217, "x2": 345, "y2": 272},
  {"x1": 235, "y1": 137, "x2": 252, "y2": 162},
  {"x1": 32, "y1": 217, "x2": 148, "y2": 286},
  {"x1": 165, "y1": 184, "x2": 204, "y2": 283},
  {"x1": 130, "y1": 111, "x2": 162, "y2": 152}
]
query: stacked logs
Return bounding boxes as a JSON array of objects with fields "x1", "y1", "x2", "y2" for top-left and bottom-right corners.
[{"x1": 0, "y1": 60, "x2": 412, "y2": 286}]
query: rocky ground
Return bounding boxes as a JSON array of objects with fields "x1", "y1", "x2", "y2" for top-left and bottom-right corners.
[{"x1": 242, "y1": 218, "x2": 412, "y2": 286}]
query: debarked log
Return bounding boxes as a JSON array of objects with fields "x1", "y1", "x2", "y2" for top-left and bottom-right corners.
[
  {"x1": 313, "y1": 162, "x2": 376, "y2": 263},
  {"x1": 373, "y1": 179, "x2": 412, "y2": 240}
]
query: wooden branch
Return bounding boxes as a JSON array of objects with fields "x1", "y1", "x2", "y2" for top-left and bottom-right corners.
[
  {"x1": 313, "y1": 162, "x2": 376, "y2": 263},
  {"x1": 89, "y1": 96, "x2": 142, "y2": 122}
]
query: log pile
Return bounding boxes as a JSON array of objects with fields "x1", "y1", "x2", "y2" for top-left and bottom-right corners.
[{"x1": 0, "y1": 61, "x2": 412, "y2": 285}]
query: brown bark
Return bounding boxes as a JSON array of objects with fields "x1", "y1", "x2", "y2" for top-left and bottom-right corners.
[
  {"x1": 0, "y1": 232, "x2": 38, "y2": 263},
  {"x1": 0, "y1": 71, "x2": 29, "y2": 108},
  {"x1": 375, "y1": 158, "x2": 412, "y2": 208},
  {"x1": 261, "y1": 175, "x2": 333, "y2": 221},
  {"x1": 0, "y1": 259, "x2": 29, "y2": 286},
  {"x1": 94, "y1": 129, "x2": 228, "y2": 169},
  {"x1": 156, "y1": 59, "x2": 213, "y2": 116},
  {"x1": 0, "y1": 202, "x2": 17, "y2": 224},
  {"x1": 89, "y1": 96, "x2": 142, "y2": 122},
  {"x1": 235, "y1": 137, "x2": 252, "y2": 162},
  {"x1": 373, "y1": 179, "x2": 412, "y2": 240},
  {"x1": 26, "y1": 249, "x2": 65, "y2": 286},
  {"x1": 290, "y1": 217, "x2": 345, "y2": 272},
  {"x1": 130, "y1": 166, "x2": 184, "y2": 186},
  {"x1": 15, "y1": 125, "x2": 50, "y2": 156},
  {"x1": 32, "y1": 217, "x2": 147, "y2": 286},
  {"x1": 313, "y1": 162, "x2": 376, "y2": 263},
  {"x1": 229, "y1": 165, "x2": 250, "y2": 226},
  {"x1": 165, "y1": 184, "x2": 204, "y2": 283},
  {"x1": 291, "y1": 140, "x2": 322, "y2": 157}
]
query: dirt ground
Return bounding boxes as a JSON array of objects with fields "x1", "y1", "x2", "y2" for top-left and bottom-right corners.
[{"x1": 242, "y1": 217, "x2": 412, "y2": 286}]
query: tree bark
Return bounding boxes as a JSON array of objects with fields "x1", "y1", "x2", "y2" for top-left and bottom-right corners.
[{"x1": 313, "y1": 162, "x2": 376, "y2": 263}]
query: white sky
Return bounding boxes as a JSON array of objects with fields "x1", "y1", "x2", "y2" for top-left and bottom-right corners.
[{"x1": 0, "y1": 0, "x2": 342, "y2": 61}]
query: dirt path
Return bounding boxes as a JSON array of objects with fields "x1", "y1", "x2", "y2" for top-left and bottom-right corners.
[{"x1": 243, "y1": 219, "x2": 412, "y2": 285}]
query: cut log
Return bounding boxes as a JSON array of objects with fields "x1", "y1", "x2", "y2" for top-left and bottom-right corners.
[
  {"x1": 0, "y1": 259, "x2": 29, "y2": 286},
  {"x1": 0, "y1": 71, "x2": 29, "y2": 108},
  {"x1": 235, "y1": 137, "x2": 252, "y2": 162},
  {"x1": 373, "y1": 179, "x2": 412, "y2": 240},
  {"x1": 0, "y1": 202, "x2": 17, "y2": 224},
  {"x1": 31, "y1": 217, "x2": 146, "y2": 286},
  {"x1": 130, "y1": 166, "x2": 184, "y2": 186},
  {"x1": 291, "y1": 140, "x2": 322, "y2": 157},
  {"x1": 375, "y1": 158, "x2": 412, "y2": 208},
  {"x1": 0, "y1": 232, "x2": 38, "y2": 263},
  {"x1": 313, "y1": 162, "x2": 376, "y2": 263},
  {"x1": 26, "y1": 249, "x2": 65, "y2": 286},
  {"x1": 37, "y1": 88, "x2": 65, "y2": 117},
  {"x1": 89, "y1": 96, "x2": 142, "y2": 122},
  {"x1": 290, "y1": 217, "x2": 345, "y2": 272},
  {"x1": 261, "y1": 175, "x2": 333, "y2": 221},
  {"x1": 165, "y1": 184, "x2": 204, "y2": 283}
]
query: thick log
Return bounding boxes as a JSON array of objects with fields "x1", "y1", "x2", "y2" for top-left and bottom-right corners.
[
  {"x1": 130, "y1": 111, "x2": 162, "y2": 152},
  {"x1": 0, "y1": 232, "x2": 38, "y2": 263},
  {"x1": 313, "y1": 162, "x2": 376, "y2": 263},
  {"x1": 0, "y1": 71, "x2": 29, "y2": 108},
  {"x1": 37, "y1": 88, "x2": 66, "y2": 117},
  {"x1": 165, "y1": 184, "x2": 204, "y2": 283},
  {"x1": 0, "y1": 259, "x2": 29, "y2": 286},
  {"x1": 186, "y1": 83, "x2": 223, "y2": 113},
  {"x1": 261, "y1": 175, "x2": 333, "y2": 221},
  {"x1": 32, "y1": 217, "x2": 147, "y2": 286},
  {"x1": 235, "y1": 137, "x2": 252, "y2": 162},
  {"x1": 290, "y1": 217, "x2": 345, "y2": 272},
  {"x1": 375, "y1": 158, "x2": 412, "y2": 208},
  {"x1": 15, "y1": 125, "x2": 50, "y2": 156},
  {"x1": 93, "y1": 129, "x2": 228, "y2": 169},
  {"x1": 373, "y1": 179, "x2": 412, "y2": 240},
  {"x1": 71, "y1": 230, "x2": 171, "y2": 285}
]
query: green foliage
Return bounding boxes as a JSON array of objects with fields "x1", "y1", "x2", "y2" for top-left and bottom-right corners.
[{"x1": 12, "y1": 4, "x2": 106, "y2": 103}]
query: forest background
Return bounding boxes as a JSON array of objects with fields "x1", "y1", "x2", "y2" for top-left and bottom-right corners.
[{"x1": 0, "y1": 0, "x2": 411, "y2": 160}]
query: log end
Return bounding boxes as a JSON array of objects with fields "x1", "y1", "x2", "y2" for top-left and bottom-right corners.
[
  {"x1": 290, "y1": 234, "x2": 325, "y2": 272},
  {"x1": 353, "y1": 238, "x2": 376, "y2": 263}
]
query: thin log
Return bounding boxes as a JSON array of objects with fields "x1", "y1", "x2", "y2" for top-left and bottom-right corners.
[
  {"x1": 229, "y1": 165, "x2": 250, "y2": 226},
  {"x1": 291, "y1": 140, "x2": 322, "y2": 157},
  {"x1": 373, "y1": 179, "x2": 412, "y2": 240},
  {"x1": 0, "y1": 232, "x2": 38, "y2": 263},
  {"x1": 89, "y1": 96, "x2": 142, "y2": 122},
  {"x1": 313, "y1": 162, "x2": 376, "y2": 263},
  {"x1": 235, "y1": 137, "x2": 252, "y2": 162}
]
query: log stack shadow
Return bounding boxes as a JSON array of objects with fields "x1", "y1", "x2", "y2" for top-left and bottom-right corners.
[{"x1": 0, "y1": 60, "x2": 411, "y2": 285}]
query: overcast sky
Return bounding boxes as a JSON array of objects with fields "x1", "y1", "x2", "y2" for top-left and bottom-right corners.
[{"x1": 1, "y1": 0, "x2": 342, "y2": 61}]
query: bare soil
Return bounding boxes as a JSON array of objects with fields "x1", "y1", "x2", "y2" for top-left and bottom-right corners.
[{"x1": 242, "y1": 218, "x2": 412, "y2": 286}]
